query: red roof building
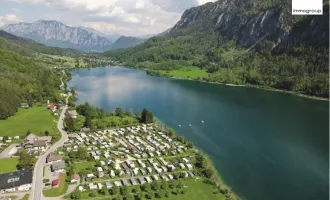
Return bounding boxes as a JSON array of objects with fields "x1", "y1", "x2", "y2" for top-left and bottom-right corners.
[{"x1": 52, "y1": 179, "x2": 59, "y2": 186}]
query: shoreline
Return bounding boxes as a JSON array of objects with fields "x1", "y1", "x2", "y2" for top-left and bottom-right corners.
[
  {"x1": 68, "y1": 65, "x2": 329, "y2": 101},
  {"x1": 154, "y1": 119, "x2": 240, "y2": 200},
  {"x1": 144, "y1": 70, "x2": 329, "y2": 102}
]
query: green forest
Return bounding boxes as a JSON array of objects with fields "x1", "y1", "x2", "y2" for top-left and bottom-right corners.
[
  {"x1": 0, "y1": 49, "x2": 62, "y2": 119},
  {"x1": 64, "y1": 102, "x2": 154, "y2": 131}
]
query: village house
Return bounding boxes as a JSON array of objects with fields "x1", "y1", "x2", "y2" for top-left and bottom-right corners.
[
  {"x1": 67, "y1": 110, "x2": 78, "y2": 119},
  {"x1": 70, "y1": 174, "x2": 80, "y2": 183},
  {"x1": 51, "y1": 161, "x2": 65, "y2": 173},
  {"x1": 23, "y1": 134, "x2": 52, "y2": 149},
  {"x1": 46, "y1": 153, "x2": 62, "y2": 164},
  {"x1": 0, "y1": 170, "x2": 33, "y2": 192}
]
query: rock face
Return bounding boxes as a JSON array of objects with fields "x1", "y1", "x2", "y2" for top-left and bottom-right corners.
[
  {"x1": 1, "y1": 20, "x2": 113, "y2": 51},
  {"x1": 171, "y1": 0, "x2": 328, "y2": 49}
]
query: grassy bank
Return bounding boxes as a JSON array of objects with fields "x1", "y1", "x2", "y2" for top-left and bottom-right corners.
[
  {"x1": 0, "y1": 107, "x2": 57, "y2": 137},
  {"x1": 0, "y1": 158, "x2": 19, "y2": 173},
  {"x1": 146, "y1": 68, "x2": 329, "y2": 102}
]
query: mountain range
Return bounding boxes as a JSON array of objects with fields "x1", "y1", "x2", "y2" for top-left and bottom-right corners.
[
  {"x1": 0, "y1": 20, "x2": 148, "y2": 52},
  {"x1": 104, "y1": 0, "x2": 329, "y2": 98}
]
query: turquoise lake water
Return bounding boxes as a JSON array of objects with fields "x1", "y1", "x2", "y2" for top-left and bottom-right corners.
[{"x1": 68, "y1": 66, "x2": 329, "y2": 200}]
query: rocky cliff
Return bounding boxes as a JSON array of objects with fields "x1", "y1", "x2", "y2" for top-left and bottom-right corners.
[{"x1": 1, "y1": 20, "x2": 113, "y2": 52}]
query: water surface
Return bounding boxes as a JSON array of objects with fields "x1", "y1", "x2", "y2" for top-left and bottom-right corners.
[{"x1": 68, "y1": 66, "x2": 329, "y2": 200}]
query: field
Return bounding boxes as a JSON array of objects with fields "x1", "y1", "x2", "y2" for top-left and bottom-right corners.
[
  {"x1": 162, "y1": 178, "x2": 225, "y2": 200},
  {"x1": 0, "y1": 158, "x2": 18, "y2": 173},
  {"x1": 34, "y1": 53, "x2": 87, "y2": 68},
  {"x1": 0, "y1": 107, "x2": 56, "y2": 137},
  {"x1": 158, "y1": 67, "x2": 209, "y2": 79},
  {"x1": 69, "y1": 178, "x2": 225, "y2": 200},
  {"x1": 74, "y1": 161, "x2": 96, "y2": 173},
  {"x1": 43, "y1": 173, "x2": 68, "y2": 197}
]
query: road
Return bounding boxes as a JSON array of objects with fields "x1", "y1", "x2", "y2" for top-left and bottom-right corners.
[{"x1": 29, "y1": 72, "x2": 71, "y2": 200}]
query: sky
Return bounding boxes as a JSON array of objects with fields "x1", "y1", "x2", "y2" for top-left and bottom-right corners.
[{"x1": 0, "y1": 0, "x2": 216, "y2": 36}]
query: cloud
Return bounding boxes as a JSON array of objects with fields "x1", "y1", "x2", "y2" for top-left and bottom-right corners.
[
  {"x1": 2, "y1": 0, "x2": 216, "y2": 36},
  {"x1": 0, "y1": 14, "x2": 22, "y2": 27}
]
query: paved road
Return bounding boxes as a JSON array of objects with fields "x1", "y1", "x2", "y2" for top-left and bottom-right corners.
[
  {"x1": 0, "y1": 144, "x2": 19, "y2": 158},
  {"x1": 29, "y1": 73, "x2": 71, "y2": 200}
]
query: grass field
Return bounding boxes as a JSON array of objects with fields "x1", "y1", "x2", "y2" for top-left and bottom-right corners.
[
  {"x1": 159, "y1": 67, "x2": 209, "y2": 79},
  {"x1": 68, "y1": 178, "x2": 225, "y2": 200},
  {"x1": 43, "y1": 173, "x2": 68, "y2": 197},
  {"x1": 0, "y1": 107, "x2": 57, "y2": 137},
  {"x1": 162, "y1": 178, "x2": 225, "y2": 200},
  {"x1": 74, "y1": 161, "x2": 96, "y2": 173},
  {"x1": 0, "y1": 158, "x2": 18, "y2": 173}
]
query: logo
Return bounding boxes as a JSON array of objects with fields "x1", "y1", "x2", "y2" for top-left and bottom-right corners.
[{"x1": 292, "y1": 0, "x2": 323, "y2": 15}]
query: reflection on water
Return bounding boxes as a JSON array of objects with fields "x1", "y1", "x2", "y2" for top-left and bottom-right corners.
[{"x1": 68, "y1": 66, "x2": 329, "y2": 200}]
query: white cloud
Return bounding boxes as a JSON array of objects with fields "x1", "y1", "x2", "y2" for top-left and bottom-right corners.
[
  {"x1": 2, "y1": 0, "x2": 216, "y2": 35},
  {"x1": 0, "y1": 14, "x2": 22, "y2": 27}
]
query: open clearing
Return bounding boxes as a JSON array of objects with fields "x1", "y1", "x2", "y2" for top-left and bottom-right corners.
[
  {"x1": 0, "y1": 107, "x2": 56, "y2": 137},
  {"x1": 0, "y1": 158, "x2": 18, "y2": 173}
]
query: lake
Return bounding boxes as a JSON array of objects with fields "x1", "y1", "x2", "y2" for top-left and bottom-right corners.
[{"x1": 68, "y1": 66, "x2": 329, "y2": 200}]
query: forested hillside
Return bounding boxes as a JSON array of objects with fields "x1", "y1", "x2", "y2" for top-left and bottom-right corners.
[
  {"x1": 0, "y1": 30, "x2": 80, "y2": 56},
  {"x1": 104, "y1": 0, "x2": 329, "y2": 98},
  {"x1": 0, "y1": 49, "x2": 61, "y2": 119}
]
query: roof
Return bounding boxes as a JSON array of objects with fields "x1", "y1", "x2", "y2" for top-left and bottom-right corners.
[
  {"x1": 33, "y1": 140, "x2": 47, "y2": 147},
  {"x1": 68, "y1": 110, "x2": 78, "y2": 116},
  {"x1": 52, "y1": 161, "x2": 65, "y2": 170},
  {"x1": 0, "y1": 170, "x2": 33, "y2": 190},
  {"x1": 47, "y1": 154, "x2": 62, "y2": 163},
  {"x1": 71, "y1": 174, "x2": 80, "y2": 180},
  {"x1": 52, "y1": 179, "x2": 59, "y2": 185}
]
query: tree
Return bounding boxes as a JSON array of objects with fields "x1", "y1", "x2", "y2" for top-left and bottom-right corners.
[
  {"x1": 136, "y1": 192, "x2": 144, "y2": 200},
  {"x1": 125, "y1": 194, "x2": 134, "y2": 200},
  {"x1": 156, "y1": 190, "x2": 165, "y2": 198},
  {"x1": 44, "y1": 130, "x2": 50, "y2": 136},
  {"x1": 168, "y1": 129, "x2": 175, "y2": 137},
  {"x1": 77, "y1": 147, "x2": 88, "y2": 160},
  {"x1": 203, "y1": 168, "x2": 215, "y2": 178},
  {"x1": 68, "y1": 166, "x2": 75, "y2": 178},
  {"x1": 78, "y1": 169, "x2": 87, "y2": 181},
  {"x1": 141, "y1": 109, "x2": 153, "y2": 124},
  {"x1": 17, "y1": 151, "x2": 35, "y2": 170},
  {"x1": 115, "y1": 107, "x2": 125, "y2": 117},
  {"x1": 64, "y1": 115, "x2": 74, "y2": 132},
  {"x1": 99, "y1": 187, "x2": 108, "y2": 195},
  {"x1": 70, "y1": 190, "x2": 81, "y2": 199},
  {"x1": 135, "y1": 111, "x2": 142, "y2": 120},
  {"x1": 89, "y1": 191, "x2": 96, "y2": 197},
  {"x1": 112, "y1": 185, "x2": 119, "y2": 195},
  {"x1": 121, "y1": 186, "x2": 129, "y2": 195},
  {"x1": 151, "y1": 182, "x2": 160, "y2": 191},
  {"x1": 160, "y1": 180, "x2": 168, "y2": 190},
  {"x1": 26, "y1": 130, "x2": 31, "y2": 136},
  {"x1": 2, "y1": 136, "x2": 8, "y2": 142}
]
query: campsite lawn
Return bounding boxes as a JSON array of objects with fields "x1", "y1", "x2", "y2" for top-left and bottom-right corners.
[
  {"x1": 0, "y1": 107, "x2": 56, "y2": 137},
  {"x1": 74, "y1": 161, "x2": 96, "y2": 173},
  {"x1": 0, "y1": 158, "x2": 18, "y2": 173},
  {"x1": 43, "y1": 173, "x2": 68, "y2": 197},
  {"x1": 161, "y1": 178, "x2": 226, "y2": 200}
]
